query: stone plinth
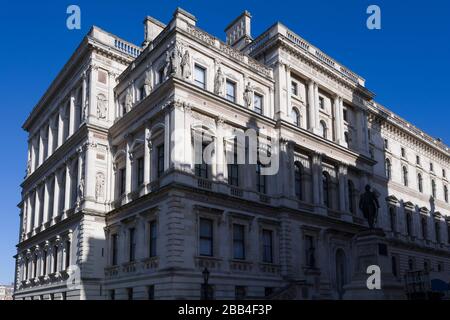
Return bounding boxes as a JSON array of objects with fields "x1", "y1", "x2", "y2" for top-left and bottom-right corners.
[{"x1": 344, "y1": 229, "x2": 406, "y2": 300}]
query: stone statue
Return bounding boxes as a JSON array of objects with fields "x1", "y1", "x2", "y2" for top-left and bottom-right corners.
[
  {"x1": 143, "y1": 70, "x2": 152, "y2": 97},
  {"x1": 163, "y1": 51, "x2": 171, "y2": 78},
  {"x1": 214, "y1": 65, "x2": 224, "y2": 95},
  {"x1": 125, "y1": 87, "x2": 133, "y2": 112},
  {"x1": 96, "y1": 94, "x2": 107, "y2": 120},
  {"x1": 77, "y1": 177, "x2": 85, "y2": 203},
  {"x1": 359, "y1": 185, "x2": 380, "y2": 229},
  {"x1": 181, "y1": 50, "x2": 191, "y2": 79},
  {"x1": 243, "y1": 82, "x2": 253, "y2": 108}
]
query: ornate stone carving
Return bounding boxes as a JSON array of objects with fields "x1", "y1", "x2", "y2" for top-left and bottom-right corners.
[
  {"x1": 214, "y1": 64, "x2": 225, "y2": 95},
  {"x1": 77, "y1": 177, "x2": 85, "y2": 204},
  {"x1": 96, "y1": 93, "x2": 107, "y2": 120},
  {"x1": 180, "y1": 49, "x2": 191, "y2": 79},
  {"x1": 125, "y1": 87, "x2": 133, "y2": 112},
  {"x1": 243, "y1": 82, "x2": 253, "y2": 108},
  {"x1": 143, "y1": 70, "x2": 152, "y2": 97},
  {"x1": 95, "y1": 172, "x2": 105, "y2": 201}
]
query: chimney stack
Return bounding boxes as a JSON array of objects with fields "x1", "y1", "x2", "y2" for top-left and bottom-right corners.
[
  {"x1": 225, "y1": 11, "x2": 252, "y2": 50},
  {"x1": 143, "y1": 16, "x2": 166, "y2": 48}
]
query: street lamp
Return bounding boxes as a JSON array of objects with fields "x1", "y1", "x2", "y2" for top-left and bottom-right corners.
[{"x1": 202, "y1": 267, "x2": 210, "y2": 300}]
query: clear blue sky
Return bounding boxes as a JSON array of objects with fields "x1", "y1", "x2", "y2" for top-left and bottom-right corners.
[{"x1": 0, "y1": 0, "x2": 449, "y2": 284}]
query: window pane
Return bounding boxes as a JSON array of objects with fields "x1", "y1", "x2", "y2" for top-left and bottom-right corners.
[
  {"x1": 233, "y1": 224, "x2": 245, "y2": 260},
  {"x1": 262, "y1": 229, "x2": 273, "y2": 263},
  {"x1": 194, "y1": 65, "x2": 206, "y2": 89},
  {"x1": 226, "y1": 81, "x2": 236, "y2": 102},
  {"x1": 199, "y1": 218, "x2": 213, "y2": 256},
  {"x1": 254, "y1": 94, "x2": 263, "y2": 114}
]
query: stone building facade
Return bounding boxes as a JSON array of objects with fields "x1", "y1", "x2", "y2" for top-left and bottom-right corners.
[{"x1": 14, "y1": 8, "x2": 450, "y2": 300}]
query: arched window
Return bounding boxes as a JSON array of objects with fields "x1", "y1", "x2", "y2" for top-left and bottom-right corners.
[
  {"x1": 431, "y1": 179, "x2": 436, "y2": 198},
  {"x1": 294, "y1": 162, "x2": 303, "y2": 201},
  {"x1": 320, "y1": 121, "x2": 327, "y2": 139},
  {"x1": 291, "y1": 108, "x2": 300, "y2": 127},
  {"x1": 417, "y1": 173, "x2": 423, "y2": 193},
  {"x1": 322, "y1": 171, "x2": 330, "y2": 208},
  {"x1": 402, "y1": 166, "x2": 408, "y2": 187},
  {"x1": 444, "y1": 185, "x2": 448, "y2": 203},
  {"x1": 348, "y1": 180, "x2": 355, "y2": 214},
  {"x1": 385, "y1": 159, "x2": 391, "y2": 180}
]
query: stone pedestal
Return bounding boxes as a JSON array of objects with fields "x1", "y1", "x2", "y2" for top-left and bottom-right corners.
[{"x1": 344, "y1": 229, "x2": 406, "y2": 300}]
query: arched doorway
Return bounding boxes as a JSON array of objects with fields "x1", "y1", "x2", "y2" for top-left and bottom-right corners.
[{"x1": 335, "y1": 249, "x2": 347, "y2": 299}]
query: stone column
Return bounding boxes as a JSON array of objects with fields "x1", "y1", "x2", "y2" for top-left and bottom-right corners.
[
  {"x1": 125, "y1": 136, "x2": 132, "y2": 198},
  {"x1": 108, "y1": 71, "x2": 116, "y2": 123},
  {"x1": 81, "y1": 72, "x2": 87, "y2": 124},
  {"x1": 164, "y1": 110, "x2": 171, "y2": 171},
  {"x1": 307, "y1": 80, "x2": 315, "y2": 133},
  {"x1": 42, "y1": 178, "x2": 50, "y2": 226},
  {"x1": 52, "y1": 171, "x2": 60, "y2": 220},
  {"x1": 57, "y1": 106, "x2": 64, "y2": 147},
  {"x1": 47, "y1": 117, "x2": 55, "y2": 156},
  {"x1": 33, "y1": 186, "x2": 42, "y2": 231},
  {"x1": 88, "y1": 65, "x2": 98, "y2": 120},
  {"x1": 38, "y1": 128, "x2": 45, "y2": 166},
  {"x1": 184, "y1": 105, "x2": 193, "y2": 173},
  {"x1": 333, "y1": 95, "x2": 344, "y2": 145},
  {"x1": 69, "y1": 93, "x2": 76, "y2": 136},
  {"x1": 338, "y1": 164, "x2": 348, "y2": 212},
  {"x1": 285, "y1": 64, "x2": 291, "y2": 119},
  {"x1": 25, "y1": 194, "x2": 32, "y2": 235},
  {"x1": 144, "y1": 126, "x2": 151, "y2": 191},
  {"x1": 215, "y1": 118, "x2": 225, "y2": 181},
  {"x1": 64, "y1": 161, "x2": 72, "y2": 212},
  {"x1": 85, "y1": 142, "x2": 95, "y2": 201},
  {"x1": 311, "y1": 153, "x2": 322, "y2": 205}
]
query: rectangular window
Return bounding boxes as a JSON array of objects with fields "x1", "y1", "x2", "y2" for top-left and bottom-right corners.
[
  {"x1": 416, "y1": 155, "x2": 421, "y2": 165},
  {"x1": 42, "y1": 250, "x2": 47, "y2": 276},
  {"x1": 226, "y1": 80, "x2": 236, "y2": 102},
  {"x1": 110, "y1": 290, "x2": 115, "y2": 300},
  {"x1": 111, "y1": 234, "x2": 118, "y2": 266},
  {"x1": 384, "y1": 139, "x2": 389, "y2": 149},
  {"x1": 235, "y1": 286, "x2": 247, "y2": 300},
  {"x1": 139, "y1": 86, "x2": 145, "y2": 101},
  {"x1": 305, "y1": 235, "x2": 315, "y2": 267},
  {"x1": 291, "y1": 81, "x2": 298, "y2": 96},
  {"x1": 158, "y1": 68, "x2": 165, "y2": 85},
  {"x1": 256, "y1": 164, "x2": 267, "y2": 194},
  {"x1": 147, "y1": 285, "x2": 155, "y2": 300},
  {"x1": 254, "y1": 93, "x2": 263, "y2": 114},
  {"x1": 195, "y1": 143, "x2": 209, "y2": 179},
  {"x1": 233, "y1": 224, "x2": 245, "y2": 260},
  {"x1": 430, "y1": 162, "x2": 434, "y2": 172},
  {"x1": 262, "y1": 229, "x2": 273, "y2": 263},
  {"x1": 127, "y1": 288, "x2": 133, "y2": 300},
  {"x1": 119, "y1": 168, "x2": 126, "y2": 196},
  {"x1": 227, "y1": 146, "x2": 239, "y2": 187},
  {"x1": 343, "y1": 108, "x2": 348, "y2": 122},
  {"x1": 319, "y1": 97, "x2": 325, "y2": 109},
  {"x1": 194, "y1": 65, "x2": 206, "y2": 89},
  {"x1": 199, "y1": 218, "x2": 213, "y2": 256},
  {"x1": 149, "y1": 221, "x2": 157, "y2": 257},
  {"x1": 406, "y1": 212, "x2": 413, "y2": 236},
  {"x1": 129, "y1": 228, "x2": 136, "y2": 262},
  {"x1": 137, "y1": 157, "x2": 144, "y2": 187},
  {"x1": 157, "y1": 144, "x2": 164, "y2": 178},
  {"x1": 65, "y1": 241, "x2": 70, "y2": 269},
  {"x1": 401, "y1": 147, "x2": 406, "y2": 158},
  {"x1": 53, "y1": 246, "x2": 58, "y2": 273}
]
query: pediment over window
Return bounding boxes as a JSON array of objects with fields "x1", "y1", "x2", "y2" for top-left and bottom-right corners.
[
  {"x1": 403, "y1": 201, "x2": 414, "y2": 210},
  {"x1": 386, "y1": 195, "x2": 399, "y2": 205},
  {"x1": 419, "y1": 207, "x2": 429, "y2": 215},
  {"x1": 433, "y1": 211, "x2": 442, "y2": 219}
]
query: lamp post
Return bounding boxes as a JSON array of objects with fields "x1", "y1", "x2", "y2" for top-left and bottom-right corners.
[{"x1": 202, "y1": 267, "x2": 210, "y2": 300}]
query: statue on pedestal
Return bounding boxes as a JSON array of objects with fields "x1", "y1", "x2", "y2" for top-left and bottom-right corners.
[{"x1": 359, "y1": 184, "x2": 379, "y2": 229}]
